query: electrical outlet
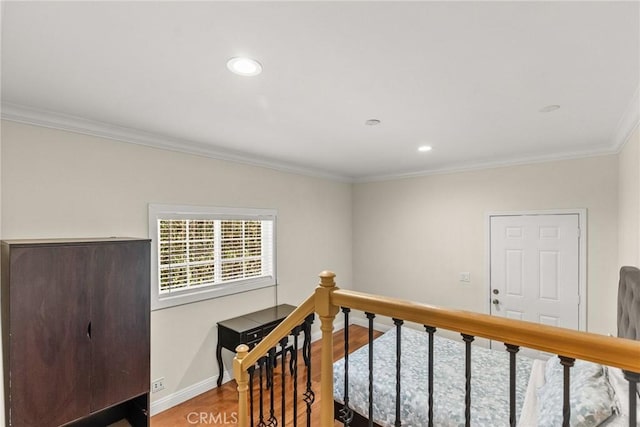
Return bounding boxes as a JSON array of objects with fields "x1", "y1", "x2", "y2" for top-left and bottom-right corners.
[
  {"x1": 459, "y1": 272, "x2": 471, "y2": 283},
  {"x1": 152, "y1": 377, "x2": 165, "y2": 393}
]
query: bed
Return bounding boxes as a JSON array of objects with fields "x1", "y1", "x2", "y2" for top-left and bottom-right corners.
[{"x1": 333, "y1": 266, "x2": 640, "y2": 426}]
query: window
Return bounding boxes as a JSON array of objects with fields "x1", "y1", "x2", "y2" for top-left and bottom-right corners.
[{"x1": 149, "y1": 204, "x2": 276, "y2": 310}]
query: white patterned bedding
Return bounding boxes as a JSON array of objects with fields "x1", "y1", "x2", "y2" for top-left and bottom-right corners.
[{"x1": 333, "y1": 326, "x2": 534, "y2": 427}]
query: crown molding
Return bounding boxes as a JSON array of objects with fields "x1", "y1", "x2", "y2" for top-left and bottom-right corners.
[
  {"x1": 2, "y1": 101, "x2": 635, "y2": 185},
  {"x1": 354, "y1": 146, "x2": 619, "y2": 183},
  {"x1": 357, "y1": 90, "x2": 639, "y2": 183},
  {"x1": 0, "y1": 102, "x2": 353, "y2": 183},
  {"x1": 612, "y1": 86, "x2": 640, "y2": 152}
]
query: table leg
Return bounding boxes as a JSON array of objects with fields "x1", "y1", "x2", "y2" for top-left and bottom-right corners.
[
  {"x1": 303, "y1": 321, "x2": 312, "y2": 366},
  {"x1": 267, "y1": 348, "x2": 275, "y2": 389},
  {"x1": 216, "y1": 343, "x2": 224, "y2": 387},
  {"x1": 289, "y1": 346, "x2": 296, "y2": 375}
]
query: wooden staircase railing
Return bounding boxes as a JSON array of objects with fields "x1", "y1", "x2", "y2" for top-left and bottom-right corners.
[{"x1": 234, "y1": 271, "x2": 640, "y2": 427}]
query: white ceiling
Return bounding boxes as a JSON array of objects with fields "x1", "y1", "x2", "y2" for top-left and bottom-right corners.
[{"x1": 2, "y1": 1, "x2": 639, "y2": 181}]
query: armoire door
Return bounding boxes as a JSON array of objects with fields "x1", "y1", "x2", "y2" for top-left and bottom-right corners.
[
  {"x1": 8, "y1": 245, "x2": 92, "y2": 426},
  {"x1": 89, "y1": 240, "x2": 150, "y2": 411}
]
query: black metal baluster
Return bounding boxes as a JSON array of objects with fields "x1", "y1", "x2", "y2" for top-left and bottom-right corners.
[
  {"x1": 505, "y1": 344, "x2": 519, "y2": 427},
  {"x1": 623, "y1": 370, "x2": 639, "y2": 427},
  {"x1": 339, "y1": 308, "x2": 354, "y2": 425},
  {"x1": 559, "y1": 356, "x2": 575, "y2": 427},
  {"x1": 461, "y1": 334, "x2": 475, "y2": 427},
  {"x1": 393, "y1": 318, "x2": 404, "y2": 427},
  {"x1": 250, "y1": 366, "x2": 255, "y2": 427},
  {"x1": 366, "y1": 312, "x2": 376, "y2": 427},
  {"x1": 292, "y1": 328, "x2": 299, "y2": 427},
  {"x1": 267, "y1": 348, "x2": 277, "y2": 426},
  {"x1": 303, "y1": 337, "x2": 314, "y2": 427},
  {"x1": 258, "y1": 357, "x2": 266, "y2": 427},
  {"x1": 424, "y1": 326, "x2": 436, "y2": 427},
  {"x1": 280, "y1": 337, "x2": 288, "y2": 427},
  {"x1": 265, "y1": 348, "x2": 272, "y2": 389}
]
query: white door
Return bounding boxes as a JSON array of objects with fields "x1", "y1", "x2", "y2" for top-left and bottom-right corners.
[{"x1": 490, "y1": 214, "x2": 581, "y2": 353}]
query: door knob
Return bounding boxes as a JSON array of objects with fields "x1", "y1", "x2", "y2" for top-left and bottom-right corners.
[{"x1": 492, "y1": 299, "x2": 500, "y2": 305}]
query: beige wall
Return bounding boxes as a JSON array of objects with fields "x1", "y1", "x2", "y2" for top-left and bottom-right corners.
[
  {"x1": 0, "y1": 120, "x2": 353, "y2": 408},
  {"x1": 0, "y1": 120, "x2": 3, "y2": 426},
  {"x1": 618, "y1": 126, "x2": 640, "y2": 268},
  {"x1": 353, "y1": 156, "x2": 619, "y2": 335},
  {"x1": 1, "y1": 118, "x2": 634, "y2": 418}
]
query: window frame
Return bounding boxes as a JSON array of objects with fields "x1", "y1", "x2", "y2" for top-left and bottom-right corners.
[{"x1": 149, "y1": 204, "x2": 277, "y2": 311}]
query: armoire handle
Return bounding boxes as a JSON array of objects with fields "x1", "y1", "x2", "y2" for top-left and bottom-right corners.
[{"x1": 87, "y1": 321, "x2": 92, "y2": 339}]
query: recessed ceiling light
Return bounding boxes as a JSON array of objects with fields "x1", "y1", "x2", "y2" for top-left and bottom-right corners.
[
  {"x1": 539, "y1": 105, "x2": 560, "y2": 113},
  {"x1": 365, "y1": 119, "x2": 381, "y2": 126},
  {"x1": 227, "y1": 57, "x2": 262, "y2": 77},
  {"x1": 418, "y1": 145, "x2": 432, "y2": 152}
]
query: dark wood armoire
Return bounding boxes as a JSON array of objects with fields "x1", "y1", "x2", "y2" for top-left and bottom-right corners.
[{"x1": 1, "y1": 238, "x2": 150, "y2": 427}]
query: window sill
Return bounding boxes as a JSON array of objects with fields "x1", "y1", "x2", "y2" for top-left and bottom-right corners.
[{"x1": 151, "y1": 279, "x2": 276, "y2": 311}]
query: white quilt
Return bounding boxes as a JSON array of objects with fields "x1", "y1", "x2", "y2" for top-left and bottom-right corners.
[{"x1": 334, "y1": 327, "x2": 534, "y2": 427}]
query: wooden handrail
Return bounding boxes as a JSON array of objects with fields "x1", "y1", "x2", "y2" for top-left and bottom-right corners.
[
  {"x1": 332, "y1": 289, "x2": 640, "y2": 373},
  {"x1": 234, "y1": 272, "x2": 334, "y2": 427},
  {"x1": 233, "y1": 344, "x2": 250, "y2": 427},
  {"x1": 236, "y1": 294, "x2": 315, "y2": 370},
  {"x1": 235, "y1": 272, "x2": 640, "y2": 427},
  {"x1": 315, "y1": 271, "x2": 339, "y2": 427}
]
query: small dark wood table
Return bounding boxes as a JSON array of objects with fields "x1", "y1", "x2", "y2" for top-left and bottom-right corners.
[{"x1": 216, "y1": 304, "x2": 314, "y2": 386}]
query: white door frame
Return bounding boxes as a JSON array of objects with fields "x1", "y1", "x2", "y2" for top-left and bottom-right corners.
[{"x1": 484, "y1": 209, "x2": 587, "y2": 331}]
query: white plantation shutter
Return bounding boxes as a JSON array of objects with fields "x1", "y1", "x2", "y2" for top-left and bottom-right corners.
[{"x1": 149, "y1": 205, "x2": 276, "y2": 310}]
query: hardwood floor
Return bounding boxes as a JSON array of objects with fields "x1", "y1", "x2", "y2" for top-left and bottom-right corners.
[{"x1": 151, "y1": 325, "x2": 381, "y2": 426}]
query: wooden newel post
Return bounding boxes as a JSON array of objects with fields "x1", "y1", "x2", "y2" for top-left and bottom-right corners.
[
  {"x1": 234, "y1": 344, "x2": 250, "y2": 427},
  {"x1": 315, "y1": 270, "x2": 340, "y2": 427}
]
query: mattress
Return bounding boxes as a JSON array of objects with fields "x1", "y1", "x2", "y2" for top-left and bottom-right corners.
[{"x1": 333, "y1": 326, "x2": 534, "y2": 427}]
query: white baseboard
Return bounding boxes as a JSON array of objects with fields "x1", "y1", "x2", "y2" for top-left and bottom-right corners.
[
  {"x1": 310, "y1": 318, "x2": 345, "y2": 342},
  {"x1": 151, "y1": 318, "x2": 344, "y2": 416},
  {"x1": 150, "y1": 374, "x2": 227, "y2": 416},
  {"x1": 350, "y1": 316, "x2": 392, "y2": 332}
]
